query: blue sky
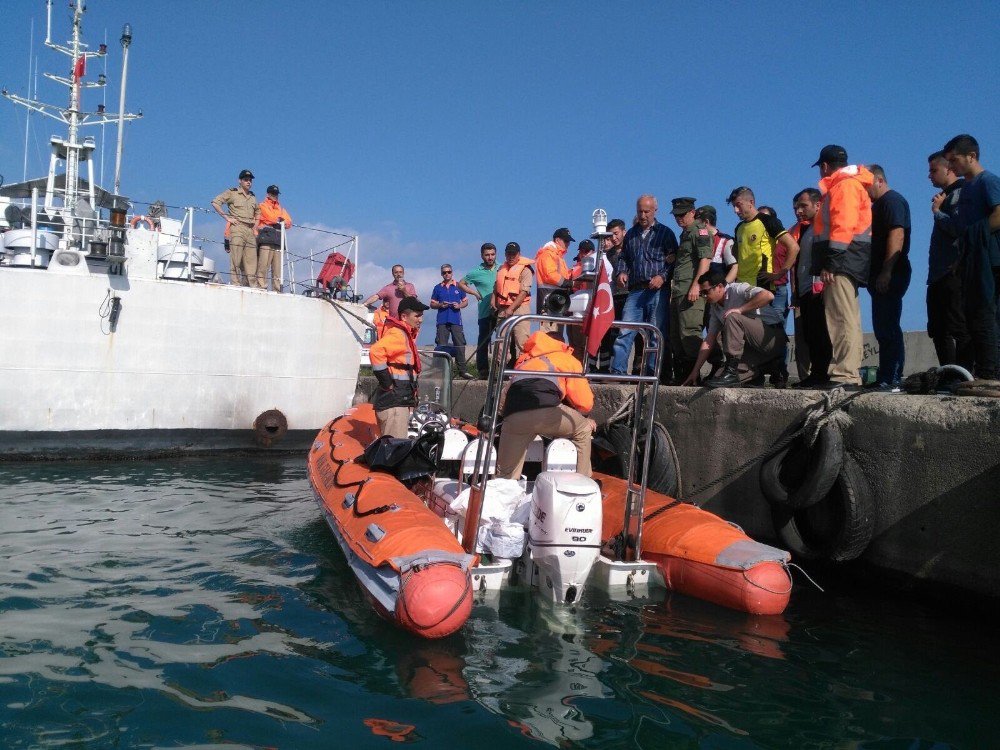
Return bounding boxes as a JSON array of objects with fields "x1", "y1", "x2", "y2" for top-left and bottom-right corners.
[{"x1": 3, "y1": 0, "x2": 999, "y2": 342}]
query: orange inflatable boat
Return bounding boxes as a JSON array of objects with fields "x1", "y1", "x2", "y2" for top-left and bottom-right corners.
[
  {"x1": 308, "y1": 404, "x2": 474, "y2": 639},
  {"x1": 599, "y1": 478, "x2": 792, "y2": 615}
]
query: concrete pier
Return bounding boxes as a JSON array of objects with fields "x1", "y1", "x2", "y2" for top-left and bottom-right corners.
[{"x1": 360, "y1": 376, "x2": 1000, "y2": 601}]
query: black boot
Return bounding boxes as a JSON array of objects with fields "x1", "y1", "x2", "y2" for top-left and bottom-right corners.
[{"x1": 706, "y1": 360, "x2": 741, "y2": 388}]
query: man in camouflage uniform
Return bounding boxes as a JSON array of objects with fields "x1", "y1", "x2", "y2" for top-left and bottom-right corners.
[
  {"x1": 212, "y1": 169, "x2": 260, "y2": 286},
  {"x1": 669, "y1": 197, "x2": 713, "y2": 382}
]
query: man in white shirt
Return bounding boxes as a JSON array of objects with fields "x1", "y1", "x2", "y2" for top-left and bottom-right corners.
[{"x1": 681, "y1": 270, "x2": 785, "y2": 388}]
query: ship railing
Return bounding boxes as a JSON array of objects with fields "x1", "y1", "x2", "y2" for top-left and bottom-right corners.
[{"x1": 123, "y1": 199, "x2": 361, "y2": 295}]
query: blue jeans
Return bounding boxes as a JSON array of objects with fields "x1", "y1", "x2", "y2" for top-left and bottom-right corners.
[
  {"x1": 870, "y1": 265, "x2": 911, "y2": 385},
  {"x1": 761, "y1": 285, "x2": 789, "y2": 376},
  {"x1": 611, "y1": 287, "x2": 668, "y2": 375},
  {"x1": 476, "y1": 316, "x2": 494, "y2": 374}
]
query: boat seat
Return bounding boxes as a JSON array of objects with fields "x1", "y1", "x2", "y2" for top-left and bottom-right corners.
[
  {"x1": 542, "y1": 438, "x2": 578, "y2": 473},
  {"x1": 460, "y1": 438, "x2": 496, "y2": 479}
]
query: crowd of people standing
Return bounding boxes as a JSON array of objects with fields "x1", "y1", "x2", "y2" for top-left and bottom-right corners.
[{"x1": 362, "y1": 134, "x2": 1000, "y2": 392}]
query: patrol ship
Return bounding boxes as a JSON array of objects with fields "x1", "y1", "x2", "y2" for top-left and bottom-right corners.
[{"x1": 0, "y1": 2, "x2": 367, "y2": 458}]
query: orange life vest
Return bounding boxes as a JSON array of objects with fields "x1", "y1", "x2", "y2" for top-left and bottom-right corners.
[{"x1": 493, "y1": 257, "x2": 534, "y2": 308}]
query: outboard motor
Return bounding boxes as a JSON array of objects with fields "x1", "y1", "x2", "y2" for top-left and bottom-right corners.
[{"x1": 528, "y1": 471, "x2": 603, "y2": 604}]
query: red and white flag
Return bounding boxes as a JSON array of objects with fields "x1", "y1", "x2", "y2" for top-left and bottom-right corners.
[
  {"x1": 73, "y1": 55, "x2": 86, "y2": 81},
  {"x1": 583, "y1": 261, "x2": 614, "y2": 357}
]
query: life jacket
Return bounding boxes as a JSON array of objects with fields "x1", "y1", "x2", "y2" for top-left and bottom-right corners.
[
  {"x1": 493, "y1": 257, "x2": 534, "y2": 308},
  {"x1": 504, "y1": 331, "x2": 594, "y2": 416},
  {"x1": 812, "y1": 165, "x2": 874, "y2": 284}
]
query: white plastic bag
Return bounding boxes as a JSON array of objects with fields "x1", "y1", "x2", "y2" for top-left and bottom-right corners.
[
  {"x1": 449, "y1": 478, "x2": 526, "y2": 522},
  {"x1": 477, "y1": 519, "x2": 527, "y2": 558}
]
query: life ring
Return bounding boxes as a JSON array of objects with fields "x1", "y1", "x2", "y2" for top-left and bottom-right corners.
[
  {"x1": 759, "y1": 420, "x2": 844, "y2": 510},
  {"x1": 595, "y1": 420, "x2": 679, "y2": 497},
  {"x1": 770, "y1": 453, "x2": 874, "y2": 562},
  {"x1": 252, "y1": 408, "x2": 288, "y2": 447},
  {"x1": 129, "y1": 215, "x2": 155, "y2": 231}
]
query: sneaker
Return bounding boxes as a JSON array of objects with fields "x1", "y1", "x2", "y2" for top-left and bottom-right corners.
[
  {"x1": 458, "y1": 372, "x2": 475, "y2": 380},
  {"x1": 706, "y1": 366, "x2": 741, "y2": 389}
]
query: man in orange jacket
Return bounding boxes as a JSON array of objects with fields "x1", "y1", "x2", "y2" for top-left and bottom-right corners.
[
  {"x1": 535, "y1": 227, "x2": 575, "y2": 338},
  {"x1": 810, "y1": 145, "x2": 875, "y2": 386},
  {"x1": 369, "y1": 296, "x2": 428, "y2": 438},
  {"x1": 496, "y1": 331, "x2": 597, "y2": 479},
  {"x1": 255, "y1": 184, "x2": 292, "y2": 291}
]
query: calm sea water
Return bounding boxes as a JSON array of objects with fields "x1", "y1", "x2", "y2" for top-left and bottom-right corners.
[{"x1": 0, "y1": 456, "x2": 995, "y2": 750}]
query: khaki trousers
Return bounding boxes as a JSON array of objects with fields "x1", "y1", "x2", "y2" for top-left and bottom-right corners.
[
  {"x1": 229, "y1": 225, "x2": 257, "y2": 287},
  {"x1": 499, "y1": 302, "x2": 531, "y2": 361},
  {"x1": 823, "y1": 273, "x2": 862, "y2": 384},
  {"x1": 376, "y1": 407, "x2": 410, "y2": 439},
  {"x1": 496, "y1": 405, "x2": 592, "y2": 480},
  {"x1": 256, "y1": 244, "x2": 281, "y2": 291}
]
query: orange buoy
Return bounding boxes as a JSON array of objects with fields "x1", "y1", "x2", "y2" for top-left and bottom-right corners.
[{"x1": 397, "y1": 564, "x2": 472, "y2": 639}]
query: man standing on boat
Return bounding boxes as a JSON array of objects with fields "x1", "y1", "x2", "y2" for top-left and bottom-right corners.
[
  {"x1": 535, "y1": 228, "x2": 575, "y2": 339},
  {"x1": 255, "y1": 185, "x2": 292, "y2": 292},
  {"x1": 492, "y1": 242, "x2": 534, "y2": 362},
  {"x1": 458, "y1": 243, "x2": 499, "y2": 378},
  {"x1": 369, "y1": 296, "x2": 429, "y2": 439},
  {"x1": 212, "y1": 170, "x2": 260, "y2": 287},
  {"x1": 363, "y1": 265, "x2": 418, "y2": 319},
  {"x1": 496, "y1": 330, "x2": 596, "y2": 480}
]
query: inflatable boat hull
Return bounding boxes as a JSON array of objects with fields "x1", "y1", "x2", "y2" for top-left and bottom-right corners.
[{"x1": 308, "y1": 405, "x2": 474, "y2": 638}]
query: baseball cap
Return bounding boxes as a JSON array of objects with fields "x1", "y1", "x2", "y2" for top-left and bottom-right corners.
[
  {"x1": 553, "y1": 227, "x2": 575, "y2": 244},
  {"x1": 811, "y1": 145, "x2": 848, "y2": 167},
  {"x1": 574, "y1": 239, "x2": 596, "y2": 260},
  {"x1": 504, "y1": 241, "x2": 521, "y2": 254},
  {"x1": 238, "y1": 169, "x2": 254, "y2": 180},
  {"x1": 397, "y1": 296, "x2": 429, "y2": 315},
  {"x1": 267, "y1": 184, "x2": 280, "y2": 195}
]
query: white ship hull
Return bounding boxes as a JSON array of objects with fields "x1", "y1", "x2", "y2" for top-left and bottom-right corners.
[{"x1": 0, "y1": 265, "x2": 366, "y2": 458}]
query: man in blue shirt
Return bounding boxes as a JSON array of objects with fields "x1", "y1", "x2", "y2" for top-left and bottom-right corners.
[
  {"x1": 926, "y1": 151, "x2": 971, "y2": 369},
  {"x1": 866, "y1": 164, "x2": 911, "y2": 388},
  {"x1": 430, "y1": 264, "x2": 473, "y2": 379},
  {"x1": 942, "y1": 134, "x2": 1000, "y2": 380},
  {"x1": 611, "y1": 194, "x2": 679, "y2": 378}
]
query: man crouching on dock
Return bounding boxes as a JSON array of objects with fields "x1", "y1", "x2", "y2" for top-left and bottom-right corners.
[
  {"x1": 369, "y1": 297, "x2": 429, "y2": 438},
  {"x1": 681, "y1": 270, "x2": 783, "y2": 388}
]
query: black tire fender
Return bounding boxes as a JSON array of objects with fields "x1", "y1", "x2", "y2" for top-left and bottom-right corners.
[
  {"x1": 596, "y1": 421, "x2": 679, "y2": 497},
  {"x1": 771, "y1": 453, "x2": 875, "y2": 562},
  {"x1": 759, "y1": 421, "x2": 844, "y2": 509}
]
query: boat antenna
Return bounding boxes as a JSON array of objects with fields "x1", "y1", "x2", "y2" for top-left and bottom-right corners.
[
  {"x1": 112, "y1": 22, "x2": 132, "y2": 195},
  {"x1": 2, "y1": 1, "x2": 142, "y2": 216},
  {"x1": 22, "y1": 17, "x2": 35, "y2": 181}
]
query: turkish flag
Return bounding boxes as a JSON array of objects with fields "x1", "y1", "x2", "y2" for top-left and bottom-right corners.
[
  {"x1": 73, "y1": 55, "x2": 86, "y2": 81},
  {"x1": 583, "y1": 261, "x2": 614, "y2": 357}
]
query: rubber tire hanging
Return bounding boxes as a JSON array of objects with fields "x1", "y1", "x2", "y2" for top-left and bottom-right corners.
[
  {"x1": 595, "y1": 421, "x2": 679, "y2": 497},
  {"x1": 770, "y1": 452, "x2": 874, "y2": 562},
  {"x1": 759, "y1": 421, "x2": 844, "y2": 509}
]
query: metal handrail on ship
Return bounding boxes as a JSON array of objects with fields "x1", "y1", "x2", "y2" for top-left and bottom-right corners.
[{"x1": 461, "y1": 310, "x2": 663, "y2": 563}]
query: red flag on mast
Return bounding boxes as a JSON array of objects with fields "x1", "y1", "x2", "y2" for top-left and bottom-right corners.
[
  {"x1": 582, "y1": 260, "x2": 614, "y2": 358},
  {"x1": 73, "y1": 55, "x2": 86, "y2": 81}
]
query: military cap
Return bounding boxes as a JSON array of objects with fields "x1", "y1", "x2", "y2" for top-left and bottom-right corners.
[{"x1": 670, "y1": 197, "x2": 697, "y2": 216}]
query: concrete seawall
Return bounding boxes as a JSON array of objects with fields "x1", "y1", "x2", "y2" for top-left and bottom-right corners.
[{"x1": 359, "y1": 376, "x2": 1000, "y2": 601}]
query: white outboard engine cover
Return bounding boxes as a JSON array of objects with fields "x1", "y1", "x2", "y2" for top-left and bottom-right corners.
[{"x1": 528, "y1": 471, "x2": 603, "y2": 605}]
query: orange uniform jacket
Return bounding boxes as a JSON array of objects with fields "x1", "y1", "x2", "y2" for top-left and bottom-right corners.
[
  {"x1": 369, "y1": 318, "x2": 421, "y2": 411},
  {"x1": 812, "y1": 165, "x2": 874, "y2": 285},
  {"x1": 257, "y1": 197, "x2": 292, "y2": 229},
  {"x1": 535, "y1": 241, "x2": 569, "y2": 286},
  {"x1": 506, "y1": 331, "x2": 594, "y2": 415},
  {"x1": 372, "y1": 307, "x2": 389, "y2": 339}
]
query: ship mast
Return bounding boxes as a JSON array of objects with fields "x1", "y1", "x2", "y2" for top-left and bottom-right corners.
[{"x1": 2, "y1": 0, "x2": 141, "y2": 217}]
